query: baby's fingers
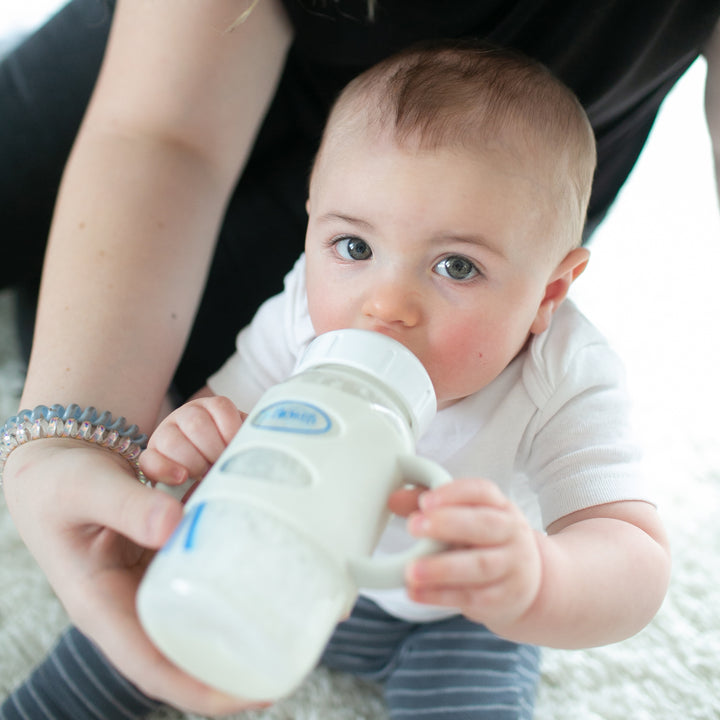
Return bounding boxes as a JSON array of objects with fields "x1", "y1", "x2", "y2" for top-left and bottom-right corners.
[
  {"x1": 407, "y1": 547, "x2": 510, "y2": 589},
  {"x1": 139, "y1": 446, "x2": 191, "y2": 485},
  {"x1": 406, "y1": 545, "x2": 542, "y2": 624},
  {"x1": 406, "y1": 582, "x2": 511, "y2": 612},
  {"x1": 405, "y1": 548, "x2": 513, "y2": 612},
  {"x1": 141, "y1": 424, "x2": 214, "y2": 482},
  {"x1": 388, "y1": 486, "x2": 424, "y2": 517},
  {"x1": 408, "y1": 504, "x2": 517, "y2": 547},
  {"x1": 419, "y1": 477, "x2": 510, "y2": 510},
  {"x1": 144, "y1": 401, "x2": 240, "y2": 482}
]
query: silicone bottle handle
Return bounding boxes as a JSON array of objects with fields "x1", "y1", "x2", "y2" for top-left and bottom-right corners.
[{"x1": 347, "y1": 454, "x2": 452, "y2": 590}]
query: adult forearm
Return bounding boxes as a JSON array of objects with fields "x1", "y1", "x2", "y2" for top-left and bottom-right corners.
[
  {"x1": 21, "y1": 132, "x2": 231, "y2": 431},
  {"x1": 19, "y1": 0, "x2": 293, "y2": 433}
]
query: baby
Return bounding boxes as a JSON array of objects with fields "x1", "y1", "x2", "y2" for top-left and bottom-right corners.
[
  {"x1": 144, "y1": 40, "x2": 670, "y2": 718},
  {"x1": 1, "y1": 40, "x2": 670, "y2": 720}
]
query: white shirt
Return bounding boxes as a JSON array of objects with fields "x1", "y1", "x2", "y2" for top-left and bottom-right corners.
[{"x1": 209, "y1": 255, "x2": 651, "y2": 621}]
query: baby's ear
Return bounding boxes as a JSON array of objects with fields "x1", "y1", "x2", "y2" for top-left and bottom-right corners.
[{"x1": 530, "y1": 247, "x2": 590, "y2": 335}]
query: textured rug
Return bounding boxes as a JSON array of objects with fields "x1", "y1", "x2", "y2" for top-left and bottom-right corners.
[{"x1": 1, "y1": 56, "x2": 719, "y2": 720}]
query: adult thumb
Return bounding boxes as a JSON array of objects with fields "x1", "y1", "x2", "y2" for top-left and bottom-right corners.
[{"x1": 76, "y1": 470, "x2": 184, "y2": 549}]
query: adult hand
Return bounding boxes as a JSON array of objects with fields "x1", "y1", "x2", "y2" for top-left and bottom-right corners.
[{"x1": 2, "y1": 439, "x2": 267, "y2": 715}]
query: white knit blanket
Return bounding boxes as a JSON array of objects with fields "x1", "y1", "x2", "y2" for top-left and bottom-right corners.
[{"x1": 1, "y1": 57, "x2": 719, "y2": 720}]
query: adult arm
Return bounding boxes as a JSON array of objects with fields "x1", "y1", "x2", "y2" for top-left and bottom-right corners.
[
  {"x1": 3, "y1": 0, "x2": 292, "y2": 712},
  {"x1": 23, "y1": 0, "x2": 291, "y2": 425}
]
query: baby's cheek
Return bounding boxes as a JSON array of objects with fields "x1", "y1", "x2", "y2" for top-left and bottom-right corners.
[
  {"x1": 425, "y1": 330, "x2": 492, "y2": 401},
  {"x1": 307, "y1": 295, "x2": 339, "y2": 337},
  {"x1": 306, "y1": 274, "x2": 356, "y2": 336}
]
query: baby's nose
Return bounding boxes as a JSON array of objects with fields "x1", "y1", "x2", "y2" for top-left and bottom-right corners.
[{"x1": 361, "y1": 281, "x2": 421, "y2": 328}]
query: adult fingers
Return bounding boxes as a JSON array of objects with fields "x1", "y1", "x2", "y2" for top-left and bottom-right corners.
[
  {"x1": 71, "y1": 566, "x2": 270, "y2": 716},
  {"x1": 67, "y1": 451, "x2": 184, "y2": 549},
  {"x1": 3, "y1": 440, "x2": 183, "y2": 550}
]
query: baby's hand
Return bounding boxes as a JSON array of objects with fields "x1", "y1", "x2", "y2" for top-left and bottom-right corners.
[
  {"x1": 139, "y1": 395, "x2": 245, "y2": 487},
  {"x1": 404, "y1": 478, "x2": 542, "y2": 631}
]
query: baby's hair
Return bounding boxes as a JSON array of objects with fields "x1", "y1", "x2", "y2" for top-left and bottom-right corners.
[{"x1": 318, "y1": 40, "x2": 597, "y2": 250}]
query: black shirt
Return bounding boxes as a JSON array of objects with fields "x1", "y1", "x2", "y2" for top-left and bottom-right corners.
[{"x1": 275, "y1": 0, "x2": 720, "y2": 233}]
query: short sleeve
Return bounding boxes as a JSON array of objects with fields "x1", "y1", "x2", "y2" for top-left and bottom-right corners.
[
  {"x1": 207, "y1": 255, "x2": 315, "y2": 411},
  {"x1": 519, "y1": 303, "x2": 654, "y2": 529}
]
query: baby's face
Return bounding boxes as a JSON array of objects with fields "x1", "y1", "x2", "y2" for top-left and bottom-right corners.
[{"x1": 305, "y1": 129, "x2": 566, "y2": 408}]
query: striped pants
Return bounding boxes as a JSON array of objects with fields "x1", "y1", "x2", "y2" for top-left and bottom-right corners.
[
  {"x1": 322, "y1": 597, "x2": 540, "y2": 719},
  {"x1": 1, "y1": 598, "x2": 540, "y2": 719}
]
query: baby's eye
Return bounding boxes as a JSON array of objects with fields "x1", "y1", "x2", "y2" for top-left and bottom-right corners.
[
  {"x1": 434, "y1": 255, "x2": 480, "y2": 281},
  {"x1": 335, "y1": 236, "x2": 372, "y2": 261}
]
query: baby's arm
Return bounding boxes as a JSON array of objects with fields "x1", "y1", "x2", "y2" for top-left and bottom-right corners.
[
  {"x1": 400, "y1": 479, "x2": 670, "y2": 649},
  {"x1": 139, "y1": 389, "x2": 245, "y2": 487}
]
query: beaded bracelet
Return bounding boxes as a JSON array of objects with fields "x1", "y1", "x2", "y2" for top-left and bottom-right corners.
[{"x1": 0, "y1": 404, "x2": 149, "y2": 486}]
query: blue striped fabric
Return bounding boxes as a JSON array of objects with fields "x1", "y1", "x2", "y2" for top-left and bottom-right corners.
[
  {"x1": 322, "y1": 596, "x2": 540, "y2": 719},
  {"x1": 0, "y1": 627, "x2": 161, "y2": 720}
]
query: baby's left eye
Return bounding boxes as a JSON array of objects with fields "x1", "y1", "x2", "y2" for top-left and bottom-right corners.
[{"x1": 434, "y1": 255, "x2": 480, "y2": 281}]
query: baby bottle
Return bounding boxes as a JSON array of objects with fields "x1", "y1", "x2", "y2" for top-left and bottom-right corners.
[{"x1": 136, "y1": 329, "x2": 450, "y2": 701}]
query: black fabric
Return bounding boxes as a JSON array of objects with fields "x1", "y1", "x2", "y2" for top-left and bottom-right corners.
[
  {"x1": 279, "y1": 0, "x2": 720, "y2": 233},
  {"x1": 0, "y1": 0, "x2": 113, "y2": 361},
  {"x1": 1, "y1": 0, "x2": 719, "y2": 394},
  {"x1": 0, "y1": 0, "x2": 110, "y2": 290}
]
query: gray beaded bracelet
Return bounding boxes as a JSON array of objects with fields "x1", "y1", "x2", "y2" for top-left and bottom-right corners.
[{"x1": 0, "y1": 404, "x2": 149, "y2": 485}]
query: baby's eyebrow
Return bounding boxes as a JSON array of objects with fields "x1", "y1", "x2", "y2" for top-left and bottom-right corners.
[
  {"x1": 433, "y1": 233, "x2": 507, "y2": 260},
  {"x1": 317, "y1": 212, "x2": 375, "y2": 231}
]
